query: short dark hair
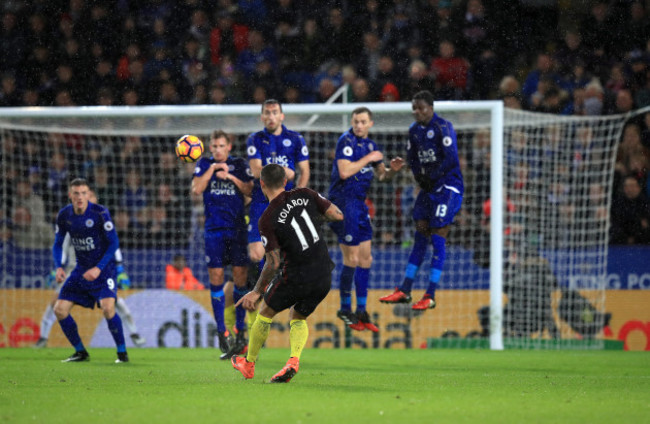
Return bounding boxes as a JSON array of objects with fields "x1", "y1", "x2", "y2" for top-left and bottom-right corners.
[
  {"x1": 412, "y1": 90, "x2": 434, "y2": 105},
  {"x1": 260, "y1": 163, "x2": 286, "y2": 190},
  {"x1": 211, "y1": 129, "x2": 230, "y2": 142},
  {"x1": 352, "y1": 106, "x2": 372, "y2": 119},
  {"x1": 69, "y1": 178, "x2": 90, "y2": 189},
  {"x1": 262, "y1": 98, "x2": 282, "y2": 113}
]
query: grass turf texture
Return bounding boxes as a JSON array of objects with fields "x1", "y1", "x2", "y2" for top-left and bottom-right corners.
[{"x1": 1, "y1": 348, "x2": 648, "y2": 424}]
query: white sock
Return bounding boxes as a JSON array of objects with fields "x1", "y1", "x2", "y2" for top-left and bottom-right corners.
[
  {"x1": 116, "y1": 297, "x2": 138, "y2": 334},
  {"x1": 40, "y1": 304, "x2": 56, "y2": 340}
]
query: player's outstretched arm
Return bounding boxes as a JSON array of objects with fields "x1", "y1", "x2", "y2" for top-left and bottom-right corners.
[{"x1": 323, "y1": 203, "x2": 344, "y2": 222}]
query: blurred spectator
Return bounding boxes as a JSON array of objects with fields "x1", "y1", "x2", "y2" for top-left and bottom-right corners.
[
  {"x1": 322, "y1": 7, "x2": 356, "y2": 65},
  {"x1": 356, "y1": 31, "x2": 382, "y2": 82},
  {"x1": 248, "y1": 59, "x2": 281, "y2": 100},
  {"x1": 274, "y1": 16, "x2": 301, "y2": 74},
  {"x1": 611, "y1": 88, "x2": 636, "y2": 114},
  {"x1": 554, "y1": 29, "x2": 593, "y2": 78},
  {"x1": 0, "y1": 219, "x2": 13, "y2": 247},
  {"x1": 497, "y1": 75, "x2": 522, "y2": 99},
  {"x1": 92, "y1": 165, "x2": 118, "y2": 213},
  {"x1": 11, "y1": 205, "x2": 53, "y2": 249},
  {"x1": 296, "y1": 17, "x2": 324, "y2": 74},
  {"x1": 116, "y1": 43, "x2": 143, "y2": 82},
  {"x1": 148, "y1": 203, "x2": 176, "y2": 247},
  {"x1": 92, "y1": 58, "x2": 118, "y2": 94},
  {"x1": 403, "y1": 60, "x2": 436, "y2": 101},
  {"x1": 237, "y1": 0, "x2": 268, "y2": 30},
  {"x1": 522, "y1": 52, "x2": 564, "y2": 109},
  {"x1": 351, "y1": 78, "x2": 376, "y2": 103},
  {"x1": 604, "y1": 62, "x2": 628, "y2": 96},
  {"x1": 114, "y1": 209, "x2": 144, "y2": 249},
  {"x1": 14, "y1": 179, "x2": 46, "y2": 225},
  {"x1": 121, "y1": 168, "x2": 148, "y2": 220},
  {"x1": 583, "y1": 79, "x2": 605, "y2": 116},
  {"x1": 580, "y1": 1, "x2": 619, "y2": 61},
  {"x1": 210, "y1": 10, "x2": 249, "y2": 66},
  {"x1": 144, "y1": 47, "x2": 176, "y2": 82},
  {"x1": 382, "y1": 3, "x2": 417, "y2": 63},
  {"x1": 379, "y1": 82, "x2": 400, "y2": 102},
  {"x1": 155, "y1": 182, "x2": 189, "y2": 233},
  {"x1": 373, "y1": 55, "x2": 403, "y2": 98},
  {"x1": 236, "y1": 29, "x2": 277, "y2": 79},
  {"x1": 0, "y1": 11, "x2": 26, "y2": 74},
  {"x1": 356, "y1": 0, "x2": 384, "y2": 35},
  {"x1": 563, "y1": 61, "x2": 592, "y2": 95},
  {"x1": 610, "y1": 175, "x2": 650, "y2": 244},
  {"x1": 0, "y1": 73, "x2": 21, "y2": 106},
  {"x1": 166, "y1": 254, "x2": 205, "y2": 290},
  {"x1": 44, "y1": 151, "x2": 69, "y2": 221},
  {"x1": 317, "y1": 77, "x2": 338, "y2": 102},
  {"x1": 624, "y1": 2, "x2": 650, "y2": 52},
  {"x1": 430, "y1": 40, "x2": 469, "y2": 100}
]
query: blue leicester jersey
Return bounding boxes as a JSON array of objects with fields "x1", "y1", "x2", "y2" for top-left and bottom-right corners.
[
  {"x1": 194, "y1": 155, "x2": 253, "y2": 231},
  {"x1": 246, "y1": 125, "x2": 309, "y2": 203},
  {"x1": 53, "y1": 202, "x2": 119, "y2": 272},
  {"x1": 407, "y1": 113, "x2": 464, "y2": 194},
  {"x1": 328, "y1": 128, "x2": 381, "y2": 201}
]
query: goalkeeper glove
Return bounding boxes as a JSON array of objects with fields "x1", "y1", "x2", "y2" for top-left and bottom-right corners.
[
  {"x1": 116, "y1": 264, "x2": 131, "y2": 289},
  {"x1": 45, "y1": 270, "x2": 57, "y2": 289}
]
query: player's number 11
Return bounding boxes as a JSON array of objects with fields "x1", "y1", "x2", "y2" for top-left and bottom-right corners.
[{"x1": 290, "y1": 209, "x2": 319, "y2": 250}]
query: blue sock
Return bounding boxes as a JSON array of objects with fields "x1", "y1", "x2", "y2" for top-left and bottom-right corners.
[
  {"x1": 59, "y1": 315, "x2": 85, "y2": 352},
  {"x1": 339, "y1": 265, "x2": 355, "y2": 311},
  {"x1": 210, "y1": 283, "x2": 226, "y2": 333},
  {"x1": 428, "y1": 234, "x2": 446, "y2": 298},
  {"x1": 401, "y1": 231, "x2": 428, "y2": 293},
  {"x1": 233, "y1": 285, "x2": 249, "y2": 331},
  {"x1": 107, "y1": 314, "x2": 126, "y2": 353},
  {"x1": 354, "y1": 267, "x2": 370, "y2": 312}
]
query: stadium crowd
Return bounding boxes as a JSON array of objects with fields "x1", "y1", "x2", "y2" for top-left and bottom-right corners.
[{"x1": 1, "y1": 0, "x2": 650, "y2": 246}]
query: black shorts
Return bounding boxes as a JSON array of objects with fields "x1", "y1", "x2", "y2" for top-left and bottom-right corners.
[{"x1": 264, "y1": 271, "x2": 332, "y2": 317}]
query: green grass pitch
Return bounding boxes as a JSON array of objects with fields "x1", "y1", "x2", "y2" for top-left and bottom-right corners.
[{"x1": 1, "y1": 348, "x2": 648, "y2": 424}]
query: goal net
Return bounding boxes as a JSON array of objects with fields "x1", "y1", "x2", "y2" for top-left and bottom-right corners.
[{"x1": 0, "y1": 103, "x2": 629, "y2": 350}]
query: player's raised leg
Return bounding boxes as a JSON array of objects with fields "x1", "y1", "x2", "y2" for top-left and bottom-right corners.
[{"x1": 380, "y1": 229, "x2": 428, "y2": 304}]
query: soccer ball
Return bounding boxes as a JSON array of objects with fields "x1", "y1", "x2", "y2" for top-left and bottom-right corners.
[{"x1": 175, "y1": 135, "x2": 204, "y2": 163}]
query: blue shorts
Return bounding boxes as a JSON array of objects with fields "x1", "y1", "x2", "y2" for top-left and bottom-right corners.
[
  {"x1": 247, "y1": 200, "x2": 268, "y2": 244},
  {"x1": 58, "y1": 265, "x2": 117, "y2": 309},
  {"x1": 329, "y1": 198, "x2": 373, "y2": 246},
  {"x1": 412, "y1": 186, "x2": 463, "y2": 228},
  {"x1": 205, "y1": 229, "x2": 249, "y2": 268}
]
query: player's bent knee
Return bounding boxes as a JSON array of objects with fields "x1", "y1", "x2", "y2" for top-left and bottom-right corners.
[
  {"x1": 360, "y1": 256, "x2": 373, "y2": 269},
  {"x1": 53, "y1": 301, "x2": 70, "y2": 320}
]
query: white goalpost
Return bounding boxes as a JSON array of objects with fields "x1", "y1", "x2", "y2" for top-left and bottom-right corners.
[{"x1": 0, "y1": 102, "x2": 627, "y2": 350}]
